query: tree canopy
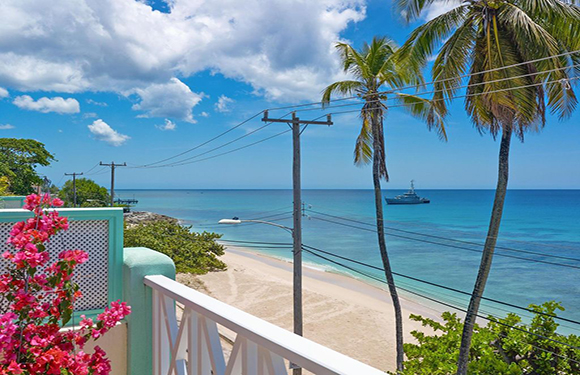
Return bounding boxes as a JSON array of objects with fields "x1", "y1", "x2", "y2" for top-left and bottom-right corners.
[
  {"x1": 0, "y1": 138, "x2": 55, "y2": 195},
  {"x1": 58, "y1": 178, "x2": 110, "y2": 207}
]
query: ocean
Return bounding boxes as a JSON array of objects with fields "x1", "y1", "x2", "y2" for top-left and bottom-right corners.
[{"x1": 117, "y1": 189, "x2": 580, "y2": 333}]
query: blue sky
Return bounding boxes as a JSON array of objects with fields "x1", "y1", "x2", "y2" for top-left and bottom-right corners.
[{"x1": 0, "y1": 0, "x2": 578, "y2": 190}]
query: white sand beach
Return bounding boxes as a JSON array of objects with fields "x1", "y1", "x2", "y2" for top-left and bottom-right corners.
[{"x1": 184, "y1": 246, "x2": 447, "y2": 373}]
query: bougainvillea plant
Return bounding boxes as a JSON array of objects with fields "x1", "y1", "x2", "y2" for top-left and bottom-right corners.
[{"x1": 0, "y1": 194, "x2": 131, "y2": 375}]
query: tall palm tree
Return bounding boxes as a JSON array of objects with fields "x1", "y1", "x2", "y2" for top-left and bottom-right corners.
[
  {"x1": 322, "y1": 36, "x2": 446, "y2": 372},
  {"x1": 395, "y1": 1, "x2": 579, "y2": 373}
]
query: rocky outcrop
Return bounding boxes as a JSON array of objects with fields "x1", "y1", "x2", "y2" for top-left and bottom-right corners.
[{"x1": 124, "y1": 211, "x2": 179, "y2": 228}]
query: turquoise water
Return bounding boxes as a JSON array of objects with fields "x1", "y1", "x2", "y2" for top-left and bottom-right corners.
[{"x1": 118, "y1": 189, "x2": 580, "y2": 333}]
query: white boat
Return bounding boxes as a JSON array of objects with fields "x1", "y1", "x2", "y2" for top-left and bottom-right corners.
[{"x1": 385, "y1": 180, "x2": 430, "y2": 205}]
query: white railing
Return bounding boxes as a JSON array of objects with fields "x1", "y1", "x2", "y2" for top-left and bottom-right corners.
[{"x1": 144, "y1": 275, "x2": 386, "y2": 375}]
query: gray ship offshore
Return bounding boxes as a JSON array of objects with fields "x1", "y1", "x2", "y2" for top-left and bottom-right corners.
[{"x1": 385, "y1": 181, "x2": 430, "y2": 205}]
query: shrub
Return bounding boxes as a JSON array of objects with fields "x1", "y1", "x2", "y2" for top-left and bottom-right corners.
[
  {"x1": 397, "y1": 302, "x2": 580, "y2": 375},
  {"x1": 123, "y1": 221, "x2": 226, "y2": 274}
]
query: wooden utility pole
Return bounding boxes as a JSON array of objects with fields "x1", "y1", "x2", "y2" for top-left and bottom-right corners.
[
  {"x1": 262, "y1": 111, "x2": 332, "y2": 375},
  {"x1": 64, "y1": 172, "x2": 83, "y2": 207},
  {"x1": 99, "y1": 162, "x2": 126, "y2": 207}
]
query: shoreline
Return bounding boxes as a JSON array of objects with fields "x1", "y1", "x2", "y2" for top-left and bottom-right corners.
[
  {"x1": 194, "y1": 244, "x2": 448, "y2": 372},
  {"x1": 219, "y1": 241, "x2": 459, "y2": 319}
]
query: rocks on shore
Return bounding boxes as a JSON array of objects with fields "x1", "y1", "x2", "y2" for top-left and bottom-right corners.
[{"x1": 124, "y1": 211, "x2": 179, "y2": 228}]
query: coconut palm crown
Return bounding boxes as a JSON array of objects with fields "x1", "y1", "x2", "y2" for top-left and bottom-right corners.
[
  {"x1": 395, "y1": 1, "x2": 579, "y2": 374},
  {"x1": 322, "y1": 36, "x2": 447, "y2": 180}
]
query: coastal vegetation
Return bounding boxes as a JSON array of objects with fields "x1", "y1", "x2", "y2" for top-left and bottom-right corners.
[
  {"x1": 124, "y1": 220, "x2": 226, "y2": 274},
  {"x1": 322, "y1": 37, "x2": 446, "y2": 371},
  {"x1": 0, "y1": 138, "x2": 55, "y2": 195},
  {"x1": 58, "y1": 177, "x2": 111, "y2": 207},
  {"x1": 395, "y1": 0, "x2": 580, "y2": 371},
  {"x1": 396, "y1": 302, "x2": 580, "y2": 375}
]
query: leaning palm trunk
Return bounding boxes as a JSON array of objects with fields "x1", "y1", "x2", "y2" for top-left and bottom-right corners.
[
  {"x1": 371, "y1": 105, "x2": 405, "y2": 372},
  {"x1": 456, "y1": 126, "x2": 513, "y2": 375}
]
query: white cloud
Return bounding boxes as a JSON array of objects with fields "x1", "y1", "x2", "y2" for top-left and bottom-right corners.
[
  {"x1": 0, "y1": 87, "x2": 8, "y2": 98},
  {"x1": 156, "y1": 119, "x2": 176, "y2": 131},
  {"x1": 0, "y1": 0, "x2": 366, "y2": 103},
  {"x1": 423, "y1": 0, "x2": 463, "y2": 21},
  {"x1": 0, "y1": 124, "x2": 14, "y2": 130},
  {"x1": 83, "y1": 112, "x2": 98, "y2": 119},
  {"x1": 130, "y1": 78, "x2": 203, "y2": 122},
  {"x1": 13, "y1": 95, "x2": 80, "y2": 114},
  {"x1": 215, "y1": 95, "x2": 234, "y2": 113},
  {"x1": 200, "y1": 111, "x2": 209, "y2": 117},
  {"x1": 86, "y1": 99, "x2": 108, "y2": 107},
  {"x1": 88, "y1": 119, "x2": 130, "y2": 146}
]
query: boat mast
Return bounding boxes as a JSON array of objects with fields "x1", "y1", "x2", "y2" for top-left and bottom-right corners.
[{"x1": 410, "y1": 180, "x2": 415, "y2": 193}]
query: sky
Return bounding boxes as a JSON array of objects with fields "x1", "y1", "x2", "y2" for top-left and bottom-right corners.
[{"x1": 0, "y1": 0, "x2": 578, "y2": 190}]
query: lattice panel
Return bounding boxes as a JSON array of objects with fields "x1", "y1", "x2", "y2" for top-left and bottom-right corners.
[{"x1": 0, "y1": 220, "x2": 110, "y2": 312}]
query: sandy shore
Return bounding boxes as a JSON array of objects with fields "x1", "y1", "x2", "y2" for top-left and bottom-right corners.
[{"x1": 189, "y1": 245, "x2": 445, "y2": 373}]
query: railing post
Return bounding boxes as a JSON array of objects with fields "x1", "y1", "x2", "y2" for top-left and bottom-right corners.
[{"x1": 124, "y1": 247, "x2": 176, "y2": 375}]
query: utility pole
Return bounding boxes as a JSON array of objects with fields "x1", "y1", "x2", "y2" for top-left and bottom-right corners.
[
  {"x1": 64, "y1": 172, "x2": 83, "y2": 207},
  {"x1": 262, "y1": 111, "x2": 332, "y2": 375},
  {"x1": 99, "y1": 162, "x2": 126, "y2": 207}
]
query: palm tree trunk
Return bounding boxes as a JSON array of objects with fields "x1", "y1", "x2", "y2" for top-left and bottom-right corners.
[
  {"x1": 371, "y1": 108, "x2": 405, "y2": 372},
  {"x1": 456, "y1": 125, "x2": 513, "y2": 375}
]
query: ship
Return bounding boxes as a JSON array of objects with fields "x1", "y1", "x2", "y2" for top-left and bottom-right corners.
[{"x1": 385, "y1": 180, "x2": 430, "y2": 205}]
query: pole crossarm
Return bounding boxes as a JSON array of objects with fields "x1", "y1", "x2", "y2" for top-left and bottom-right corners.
[
  {"x1": 99, "y1": 161, "x2": 127, "y2": 207},
  {"x1": 262, "y1": 111, "x2": 333, "y2": 126}
]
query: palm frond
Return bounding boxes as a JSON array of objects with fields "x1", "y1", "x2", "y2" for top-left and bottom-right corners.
[{"x1": 395, "y1": 93, "x2": 448, "y2": 140}]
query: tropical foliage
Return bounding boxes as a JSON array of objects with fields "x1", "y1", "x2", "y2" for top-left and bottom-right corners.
[
  {"x1": 0, "y1": 138, "x2": 55, "y2": 195},
  {"x1": 395, "y1": 1, "x2": 580, "y2": 371},
  {"x1": 0, "y1": 194, "x2": 131, "y2": 374},
  {"x1": 124, "y1": 221, "x2": 226, "y2": 274},
  {"x1": 322, "y1": 36, "x2": 446, "y2": 371},
  {"x1": 58, "y1": 178, "x2": 110, "y2": 207},
  {"x1": 395, "y1": 302, "x2": 580, "y2": 375}
]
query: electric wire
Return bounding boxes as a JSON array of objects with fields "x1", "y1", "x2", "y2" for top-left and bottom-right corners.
[
  {"x1": 301, "y1": 243, "x2": 580, "y2": 327},
  {"x1": 266, "y1": 49, "x2": 580, "y2": 113},
  {"x1": 130, "y1": 111, "x2": 266, "y2": 168},
  {"x1": 306, "y1": 208, "x2": 580, "y2": 263},
  {"x1": 301, "y1": 247, "x2": 580, "y2": 351},
  {"x1": 306, "y1": 203, "x2": 580, "y2": 252},
  {"x1": 307, "y1": 215, "x2": 580, "y2": 270}
]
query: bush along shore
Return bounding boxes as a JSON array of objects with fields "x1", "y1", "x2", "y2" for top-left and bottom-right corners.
[{"x1": 123, "y1": 211, "x2": 226, "y2": 274}]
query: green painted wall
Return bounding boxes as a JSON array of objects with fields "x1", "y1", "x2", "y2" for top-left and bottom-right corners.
[{"x1": 123, "y1": 247, "x2": 175, "y2": 375}]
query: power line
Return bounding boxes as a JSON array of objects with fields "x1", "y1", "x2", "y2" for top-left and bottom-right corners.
[
  {"x1": 307, "y1": 215, "x2": 580, "y2": 270},
  {"x1": 300, "y1": 247, "x2": 580, "y2": 351},
  {"x1": 143, "y1": 128, "x2": 292, "y2": 169},
  {"x1": 266, "y1": 49, "x2": 580, "y2": 113},
  {"x1": 305, "y1": 208, "x2": 580, "y2": 263},
  {"x1": 130, "y1": 111, "x2": 266, "y2": 168},
  {"x1": 306, "y1": 203, "x2": 580, "y2": 252},
  {"x1": 310, "y1": 76, "x2": 580, "y2": 119},
  {"x1": 301, "y1": 243, "x2": 580, "y2": 327}
]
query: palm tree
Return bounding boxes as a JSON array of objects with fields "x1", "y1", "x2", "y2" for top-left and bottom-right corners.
[
  {"x1": 395, "y1": 1, "x2": 579, "y2": 373},
  {"x1": 322, "y1": 37, "x2": 446, "y2": 372}
]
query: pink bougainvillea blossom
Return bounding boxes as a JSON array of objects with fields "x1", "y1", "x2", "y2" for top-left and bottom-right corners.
[{"x1": 0, "y1": 194, "x2": 131, "y2": 374}]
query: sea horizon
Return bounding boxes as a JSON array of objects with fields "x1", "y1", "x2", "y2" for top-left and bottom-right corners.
[{"x1": 119, "y1": 188, "x2": 580, "y2": 335}]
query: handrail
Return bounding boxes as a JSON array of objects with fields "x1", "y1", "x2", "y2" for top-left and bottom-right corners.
[{"x1": 144, "y1": 275, "x2": 385, "y2": 375}]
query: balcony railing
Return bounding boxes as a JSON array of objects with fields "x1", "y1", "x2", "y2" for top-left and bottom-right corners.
[{"x1": 144, "y1": 275, "x2": 385, "y2": 375}]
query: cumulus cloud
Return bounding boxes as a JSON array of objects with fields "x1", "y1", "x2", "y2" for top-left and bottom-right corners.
[
  {"x1": 0, "y1": 87, "x2": 8, "y2": 98},
  {"x1": 13, "y1": 95, "x2": 80, "y2": 114},
  {"x1": 0, "y1": 124, "x2": 14, "y2": 130},
  {"x1": 215, "y1": 95, "x2": 234, "y2": 113},
  {"x1": 130, "y1": 78, "x2": 203, "y2": 122},
  {"x1": 156, "y1": 119, "x2": 176, "y2": 131},
  {"x1": 88, "y1": 119, "x2": 130, "y2": 146},
  {"x1": 0, "y1": 0, "x2": 366, "y2": 102},
  {"x1": 200, "y1": 111, "x2": 209, "y2": 117}
]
